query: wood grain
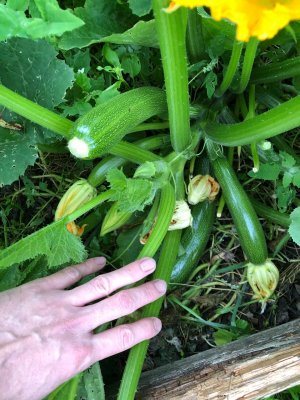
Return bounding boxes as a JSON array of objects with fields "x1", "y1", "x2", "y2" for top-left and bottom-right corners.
[{"x1": 135, "y1": 318, "x2": 300, "y2": 399}]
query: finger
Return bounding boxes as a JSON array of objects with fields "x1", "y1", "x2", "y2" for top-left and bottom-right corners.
[
  {"x1": 82, "y1": 279, "x2": 166, "y2": 332},
  {"x1": 34, "y1": 257, "x2": 106, "y2": 290},
  {"x1": 90, "y1": 318, "x2": 162, "y2": 362},
  {"x1": 68, "y1": 257, "x2": 156, "y2": 306}
]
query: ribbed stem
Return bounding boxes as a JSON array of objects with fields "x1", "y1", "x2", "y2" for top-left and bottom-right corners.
[
  {"x1": 153, "y1": 0, "x2": 191, "y2": 153},
  {"x1": 0, "y1": 84, "x2": 72, "y2": 138},
  {"x1": 117, "y1": 230, "x2": 181, "y2": 400},
  {"x1": 186, "y1": 9, "x2": 204, "y2": 63},
  {"x1": 205, "y1": 95, "x2": 300, "y2": 146},
  {"x1": 251, "y1": 56, "x2": 300, "y2": 85},
  {"x1": 88, "y1": 135, "x2": 170, "y2": 187},
  {"x1": 251, "y1": 198, "x2": 290, "y2": 228},
  {"x1": 215, "y1": 40, "x2": 243, "y2": 97},
  {"x1": 237, "y1": 37, "x2": 259, "y2": 94},
  {"x1": 137, "y1": 182, "x2": 176, "y2": 259},
  {"x1": 110, "y1": 141, "x2": 161, "y2": 163}
]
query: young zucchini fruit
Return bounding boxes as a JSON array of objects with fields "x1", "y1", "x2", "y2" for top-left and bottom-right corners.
[
  {"x1": 68, "y1": 87, "x2": 167, "y2": 159},
  {"x1": 170, "y1": 199, "x2": 215, "y2": 283},
  {"x1": 206, "y1": 140, "x2": 279, "y2": 301}
]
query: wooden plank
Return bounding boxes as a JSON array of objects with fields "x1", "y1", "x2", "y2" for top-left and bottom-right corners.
[{"x1": 135, "y1": 318, "x2": 300, "y2": 399}]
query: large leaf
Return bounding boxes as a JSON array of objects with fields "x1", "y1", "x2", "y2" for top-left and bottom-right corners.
[
  {"x1": 59, "y1": 0, "x2": 138, "y2": 50},
  {"x1": 0, "y1": 0, "x2": 83, "y2": 41},
  {"x1": 102, "y1": 20, "x2": 158, "y2": 48},
  {"x1": 0, "y1": 38, "x2": 74, "y2": 185},
  {"x1": 0, "y1": 128, "x2": 37, "y2": 186},
  {"x1": 0, "y1": 219, "x2": 87, "y2": 269}
]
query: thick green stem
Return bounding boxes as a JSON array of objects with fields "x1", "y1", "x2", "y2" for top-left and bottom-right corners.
[
  {"x1": 153, "y1": 0, "x2": 191, "y2": 153},
  {"x1": 251, "y1": 56, "x2": 300, "y2": 85},
  {"x1": 237, "y1": 37, "x2": 259, "y2": 94},
  {"x1": 186, "y1": 9, "x2": 204, "y2": 63},
  {"x1": 110, "y1": 141, "x2": 161, "y2": 163},
  {"x1": 137, "y1": 182, "x2": 176, "y2": 259},
  {"x1": 65, "y1": 190, "x2": 113, "y2": 223},
  {"x1": 88, "y1": 135, "x2": 170, "y2": 187},
  {"x1": 0, "y1": 84, "x2": 72, "y2": 138},
  {"x1": 130, "y1": 121, "x2": 169, "y2": 132},
  {"x1": 117, "y1": 230, "x2": 181, "y2": 400},
  {"x1": 205, "y1": 95, "x2": 300, "y2": 146},
  {"x1": 215, "y1": 40, "x2": 243, "y2": 97},
  {"x1": 250, "y1": 198, "x2": 290, "y2": 228}
]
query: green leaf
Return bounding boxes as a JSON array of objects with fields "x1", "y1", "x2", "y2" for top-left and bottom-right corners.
[
  {"x1": 282, "y1": 171, "x2": 293, "y2": 188},
  {"x1": 0, "y1": 38, "x2": 74, "y2": 184},
  {"x1": 0, "y1": 219, "x2": 87, "y2": 270},
  {"x1": 280, "y1": 151, "x2": 296, "y2": 169},
  {"x1": 102, "y1": 20, "x2": 158, "y2": 48},
  {"x1": 7, "y1": 0, "x2": 28, "y2": 11},
  {"x1": 59, "y1": 0, "x2": 136, "y2": 50},
  {"x1": 128, "y1": 0, "x2": 152, "y2": 17},
  {"x1": 107, "y1": 169, "x2": 154, "y2": 212},
  {"x1": 0, "y1": 128, "x2": 37, "y2": 186},
  {"x1": 0, "y1": 1, "x2": 83, "y2": 41},
  {"x1": 102, "y1": 43, "x2": 121, "y2": 67},
  {"x1": 276, "y1": 184, "x2": 295, "y2": 212},
  {"x1": 248, "y1": 163, "x2": 281, "y2": 180},
  {"x1": 293, "y1": 170, "x2": 300, "y2": 188},
  {"x1": 289, "y1": 207, "x2": 300, "y2": 246},
  {"x1": 83, "y1": 363, "x2": 105, "y2": 400},
  {"x1": 121, "y1": 54, "x2": 141, "y2": 78}
]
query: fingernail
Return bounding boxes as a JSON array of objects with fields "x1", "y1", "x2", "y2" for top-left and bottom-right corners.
[
  {"x1": 96, "y1": 257, "x2": 106, "y2": 266},
  {"x1": 154, "y1": 279, "x2": 167, "y2": 293},
  {"x1": 140, "y1": 258, "x2": 156, "y2": 272},
  {"x1": 152, "y1": 318, "x2": 162, "y2": 332}
]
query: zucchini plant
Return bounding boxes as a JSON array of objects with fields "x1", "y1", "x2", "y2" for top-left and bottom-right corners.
[{"x1": 0, "y1": 1, "x2": 299, "y2": 399}]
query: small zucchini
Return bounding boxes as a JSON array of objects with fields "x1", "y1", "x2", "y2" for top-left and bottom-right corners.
[
  {"x1": 206, "y1": 140, "x2": 268, "y2": 265},
  {"x1": 68, "y1": 87, "x2": 167, "y2": 159},
  {"x1": 170, "y1": 199, "x2": 215, "y2": 283}
]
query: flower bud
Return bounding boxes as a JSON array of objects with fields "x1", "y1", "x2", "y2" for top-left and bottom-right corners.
[
  {"x1": 188, "y1": 175, "x2": 219, "y2": 205},
  {"x1": 168, "y1": 200, "x2": 193, "y2": 231},
  {"x1": 100, "y1": 202, "x2": 132, "y2": 236},
  {"x1": 246, "y1": 259, "x2": 279, "y2": 302},
  {"x1": 55, "y1": 179, "x2": 97, "y2": 236}
]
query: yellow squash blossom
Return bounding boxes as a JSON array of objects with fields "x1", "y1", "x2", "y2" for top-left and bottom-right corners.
[
  {"x1": 55, "y1": 179, "x2": 97, "y2": 237},
  {"x1": 166, "y1": 0, "x2": 300, "y2": 42}
]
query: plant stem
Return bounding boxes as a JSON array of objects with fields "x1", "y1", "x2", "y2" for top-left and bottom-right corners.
[
  {"x1": 65, "y1": 190, "x2": 113, "y2": 223},
  {"x1": 130, "y1": 121, "x2": 170, "y2": 132},
  {"x1": 117, "y1": 230, "x2": 181, "y2": 400},
  {"x1": 88, "y1": 135, "x2": 170, "y2": 187},
  {"x1": 0, "y1": 84, "x2": 72, "y2": 138},
  {"x1": 138, "y1": 182, "x2": 176, "y2": 259},
  {"x1": 205, "y1": 95, "x2": 300, "y2": 146},
  {"x1": 186, "y1": 9, "x2": 204, "y2": 63},
  {"x1": 250, "y1": 198, "x2": 290, "y2": 228},
  {"x1": 251, "y1": 56, "x2": 300, "y2": 85},
  {"x1": 237, "y1": 37, "x2": 259, "y2": 94},
  {"x1": 153, "y1": 0, "x2": 191, "y2": 153},
  {"x1": 110, "y1": 141, "x2": 161, "y2": 163},
  {"x1": 215, "y1": 40, "x2": 243, "y2": 97}
]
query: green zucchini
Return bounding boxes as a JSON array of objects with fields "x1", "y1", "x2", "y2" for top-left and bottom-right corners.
[
  {"x1": 206, "y1": 140, "x2": 268, "y2": 265},
  {"x1": 68, "y1": 87, "x2": 167, "y2": 159},
  {"x1": 171, "y1": 199, "x2": 215, "y2": 283}
]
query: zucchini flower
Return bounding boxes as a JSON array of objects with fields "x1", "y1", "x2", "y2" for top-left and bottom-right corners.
[
  {"x1": 246, "y1": 259, "x2": 279, "y2": 302},
  {"x1": 100, "y1": 202, "x2": 132, "y2": 236},
  {"x1": 168, "y1": 200, "x2": 193, "y2": 231},
  {"x1": 55, "y1": 179, "x2": 97, "y2": 236},
  {"x1": 164, "y1": 0, "x2": 300, "y2": 42},
  {"x1": 188, "y1": 175, "x2": 219, "y2": 205}
]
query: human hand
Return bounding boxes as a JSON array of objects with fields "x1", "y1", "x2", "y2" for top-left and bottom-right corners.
[{"x1": 0, "y1": 257, "x2": 166, "y2": 400}]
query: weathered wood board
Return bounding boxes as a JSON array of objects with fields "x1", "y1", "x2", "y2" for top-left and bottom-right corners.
[{"x1": 135, "y1": 318, "x2": 300, "y2": 399}]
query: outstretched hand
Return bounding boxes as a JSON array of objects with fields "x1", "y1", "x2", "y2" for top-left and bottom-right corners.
[{"x1": 0, "y1": 257, "x2": 166, "y2": 400}]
